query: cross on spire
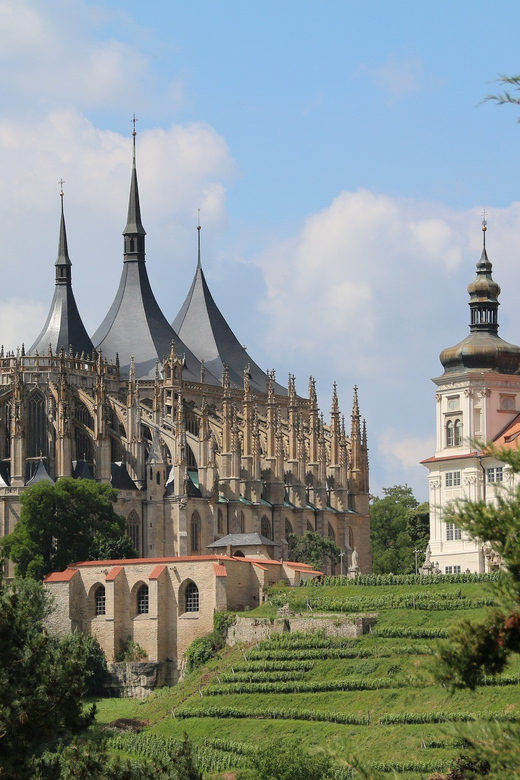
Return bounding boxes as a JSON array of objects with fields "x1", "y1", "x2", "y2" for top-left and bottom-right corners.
[
  {"x1": 59, "y1": 179, "x2": 65, "y2": 198},
  {"x1": 131, "y1": 113, "x2": 138, "y2": 137},
  {"x1": 482, "y1": 208, "x2": 488, "y2": 248}
]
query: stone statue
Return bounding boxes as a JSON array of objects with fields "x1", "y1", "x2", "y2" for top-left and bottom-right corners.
[{"x1": 351, "y1": 548, "x2": 359, "y2": 569}]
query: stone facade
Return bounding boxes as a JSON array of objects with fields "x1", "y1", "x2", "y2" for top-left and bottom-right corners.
[{"x1": 44, "y1": 554, "x2": 323, "y2": 676}]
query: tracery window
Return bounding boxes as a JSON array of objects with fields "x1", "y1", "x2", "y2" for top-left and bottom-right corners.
[
  {"x1": 285, "y1": 518, "x2": 293, "y2": 539},
  {"x1": 261, "y1": 515, "x2": 271, "y2": 539},
  {"x1": 27, "y1": 392, "x2": 46, "y2": 458},
  {"x1": 327, "y1": 523, "x2": 336, "y2": 542},
  {"x1": 190, "y1": 511, "x2": 201, "y2": 553},
  {"x1": 137, "y1": 584, "x2": 149, "y2": 614},
  {"x1": 127, "y1": 511, "x2": 140, "y2": 553},
  {"x1": 185, "y1": 581, "x2": 199, "y2": 612}
]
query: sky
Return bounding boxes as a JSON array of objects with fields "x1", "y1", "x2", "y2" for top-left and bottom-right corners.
[{"x1": 2, "y1": 0, "x2": 520, "y2": 501}]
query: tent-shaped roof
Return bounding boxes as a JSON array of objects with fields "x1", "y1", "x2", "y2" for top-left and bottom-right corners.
[{"x1": 173, "y1": 232, "x2": 285, "y2": 393}]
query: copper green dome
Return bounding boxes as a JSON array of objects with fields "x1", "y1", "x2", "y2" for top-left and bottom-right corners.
[{"x1": 440, "y1": 236, "x2": 520, "y2": 375}]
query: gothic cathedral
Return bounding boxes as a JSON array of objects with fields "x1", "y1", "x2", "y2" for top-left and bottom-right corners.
[{"x1": 0, "y1": 133, "x2": 371, "y2": 576}]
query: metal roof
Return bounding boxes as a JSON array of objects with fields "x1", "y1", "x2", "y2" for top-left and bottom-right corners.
[
  {"x1": 208, "y1": 532, "x2": 279, "y2": 548},
  {"x1": 173, "y1": 255, "x2": 285, "y2": 394},
  {"x1": 29, "y1": 197, "x2": 95, "y2": 358}
]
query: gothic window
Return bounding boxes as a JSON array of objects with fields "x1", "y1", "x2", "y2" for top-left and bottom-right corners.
[
  {"x1": 454, "y1": 419, "x2": 462, "y2": 446},
  {"x1": 190, "y1": 511, "x2": 201, "y2": 553},
  {"x1": 27, "y1": 392, "x2": 46, "y2": 458},
  {"x1": 285, "y1": 518, "x2": 293, "y2": 539},
  {"x1": 261, "y1": 516, "x2": 271, "y2": 539},
  {"x1": 446, "y1": 420, "x2": 454, "y2": 447},
  {"x1": 348, "y1": 526, "x2": 354, "y2": 550},
  {"x1": 217, "y1": 508, "x2": 224, "y2": 534},
  {"x1": 239, "y1": 511, "x2": 245, "y2": 534},
  {"x1": 3, "y1": 401, "x2": 11, "y2": 459},
  {"x1": 94, "y1": 585, "x2": 106, "y2": 616},
  {"x1": 185, "y1": 581, "x2": 199, "y2": 612},
  {"x1": 137, "y1": 584, "x2": 149, "y2": 614},
  {"x1": 327, "y1": 522, "x2": 336, "y2": 542},
  {"x1": 127, "y1": 511, "x2": 140, "y2": 552},
  {"x1": 186, "y1": 415, "x2": 199, "y2": 436},
  {"x1": 307, "y1": 520, "x2": 314, "y2": 532},
  {"x1": 76, "y1": 402, "x2": 94, "y2": 430}
]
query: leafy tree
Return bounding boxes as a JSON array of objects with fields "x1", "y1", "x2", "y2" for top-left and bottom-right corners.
[
  {"x1": 482, "y1": 74, "x2": 520, "y2": 116},
  {"x1": 250, "y1": 737, "x2": 332, "y2": 780},
  {"x1": 370, "y1": 485, "x2": 429, "y2": 574},
  {"x1": 1, "y1": 478, "x2": 136, "y2": 579},
  {"x1": 287, "y1": 531, "x2": 340, "y2": 571},
  {"x1": 0, "y1": 578, "x2": 95, "y2": 779},
  {"x1": 432, "y1": 446, "x2": 520, "y2": 779}
]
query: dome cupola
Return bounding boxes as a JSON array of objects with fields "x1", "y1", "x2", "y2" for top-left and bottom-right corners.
[{"x1": 440, "y1": 217, "x2": 520, "y2": 375}]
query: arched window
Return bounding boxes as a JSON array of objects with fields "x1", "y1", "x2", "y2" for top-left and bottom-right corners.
[
  {"x1": 446, "y1": 420, "x2": 454, "y2": 447},
  {"x1": 127, "y1": 511, "x2": 140, "y2": 553},
  {"x1": 239, "y1": 511, "x2": 245, "y2": 534},
  {"x1": 285, "y1": 518, "x2": 293, "y2": 539},
  {"x1": 217, "y1": 508, "x2": 224, "y2": 534},
  {"x1": 327, "y1": 522, "x2": 336, "y2": 542},
  {"x1": 137, "y1": 584, "x2": 149, "y2": 614},
  {"x1": 261, "y1": 515, "x2": 271, "y2": 539},
  {"x1": 348, "y1": 526, "x2": 354, "y2": 550},
  {"x1": 27, "y1": 392, "x2": 46, "y2": 458},
  {"x1": 94, "y1": 585, "x2": 106, "y2": 616},
  {"x1": 454, "y1": 419, "x2": 462, "y2": 446},
  {"x1": 307, "y1": 520, "x2": 314, "y2": 532},
  {"x1": 190, "y1": 511, "x2": 201, "y2": 553},
  {"x1": 185, "y1": 581, "x2": 199, "y2": 612}
]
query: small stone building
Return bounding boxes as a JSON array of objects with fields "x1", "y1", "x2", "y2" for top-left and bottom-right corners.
[{"x1": 44, "y1": 553, "x2": 321, "y2": 677}]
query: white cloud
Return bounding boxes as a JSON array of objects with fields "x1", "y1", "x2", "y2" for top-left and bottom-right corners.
[
  {"x1": 360, "y1": 55, "x2": 424, "y2": 101},
  {"x1": 0, "y1": 299, "x2": 47, "y2": 352}
]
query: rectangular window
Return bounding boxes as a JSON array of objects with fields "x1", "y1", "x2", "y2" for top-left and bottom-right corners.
[
  {"x1": 445, "y1": 566, "x2": 453, "y2": 574},
  {"x1": 446, "y1": 523, "x2": 462, "y2": 541},
  {"x1": 487, "y1": 467, "x2": 504, "y2": 483},
  {"x1": 445, "y1": 471, "x2": 461, "y2": 487},
  {"x1": 453, "y1": 565, "x2": 461, "y2": 574}
]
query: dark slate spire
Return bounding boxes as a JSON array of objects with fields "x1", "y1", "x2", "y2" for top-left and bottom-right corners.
[
  {"x1": 440, "y1": 216, "x2": 520, "y2": 375},
  {"x1": 93, "y1": 125, "x2": 218, "y2": 383},
  {"x1": 173, "y1": 223, "x2": 285, "y2": 393},
  {"x1": 29, "y1": 187, "x2": 95, "y2": 357}
]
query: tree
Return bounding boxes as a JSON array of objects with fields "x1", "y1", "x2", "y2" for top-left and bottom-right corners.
[
  {"x1": 287, "y1": 531, "x2": 340, "y2": 571},
  {"x1": 432, "y1": 446, "x2": 520, "y2": 779},
  {"x1": 0, "y1": 578, "x2": 95, "y2": 779},
  {"x1": 482, "y1": 74, "x2": 520, "y2": 116},
  {"x1": 370, "y1": 485, "x2": 429, "y2": 574},
  {"x1": 1, "y1": 478, "x2": 136, "y2": 579}
]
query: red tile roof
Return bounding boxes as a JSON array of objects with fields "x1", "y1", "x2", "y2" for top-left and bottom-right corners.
[
  {"x1": 44, "y1": 569, "x2": 78, "y2": 583},
  {"x1": 421, "y1": 451, "x2": 479, "y2": 464},
  {"x1": 71, "y1": 554, "x2": 236, "y2": 567},
  {"x1": 149, "y1": 564, "x2": 166, "y2": 580},
  {"x1": 213, "y1": 563, "x2": 228, "y2": 577},
  {"x1": 106, "y1": 565, "x2": 123, "y2": 581}
]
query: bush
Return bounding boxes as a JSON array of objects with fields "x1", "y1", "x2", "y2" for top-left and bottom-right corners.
[
  {"x1": 185, "y1": 611, "x2": 235, "y2": 673},
  {"x1": 116, "y1": 638, "x2": 148, "y2": 662}
]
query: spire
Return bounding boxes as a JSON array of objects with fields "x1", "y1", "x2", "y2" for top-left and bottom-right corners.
[
  {"x1": 173, "y1": 228, "x2": 286, "y2": 394},
  {"x1": 29, "y1": 187, "x2": 95, "y2": 357},
  {"x1": 123, "y1": 115, "x2": 146, "y2": 255},
  {"x1": 55, "y1": 181, "x2": 71, "y2": 278},
  {"x1": 467, "y1": 214, "x2": 500, "y2": 335}
]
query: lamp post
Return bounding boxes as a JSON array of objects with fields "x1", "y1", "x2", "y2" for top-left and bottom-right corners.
[
  {"x1": 413, "y1": 549, "x2": 421, "y2": 575},
  {"x1": 339, "y1": 551, "x2": 345, "y2": 577}
]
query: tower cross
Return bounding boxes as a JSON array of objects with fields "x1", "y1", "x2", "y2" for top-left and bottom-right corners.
[{"x1": 131, "y1": 114, "x2": 138, "y2": 137}]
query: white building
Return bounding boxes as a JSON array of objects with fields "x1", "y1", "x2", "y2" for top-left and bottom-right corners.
[{"x1": 423, "y1": 223, "x2": 520, "y2": 573}]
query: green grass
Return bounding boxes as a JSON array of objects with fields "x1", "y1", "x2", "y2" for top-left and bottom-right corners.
[{"x1": 86, "y1": 579, "x2": 519, "y2": 779}]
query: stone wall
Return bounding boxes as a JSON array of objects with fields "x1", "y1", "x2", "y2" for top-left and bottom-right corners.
[
  {"x1": 226, "y1": 614, "x2": 377, "y2": 646},
  {"x1": 104, "y1": 661, "x2": 176, "y2": 698}
]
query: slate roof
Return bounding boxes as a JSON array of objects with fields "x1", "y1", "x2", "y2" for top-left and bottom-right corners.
[
  {"x1": 29, "y1": 196, "x2": 95, "y2": 358},
  {"x1": 111, "y1": 461, "x2": 139, "y2": 491},
  {"x1": 207, "y1": 533, "x2": 279, "y2": 548},
  {"x1": 173, "y1": 236, "x2": 285, "y2": 393},
  {"x1": 92, "y1": 141, "x2": 219, "y2": 384},
  {"x1": 26, "y1": 459, "x2": 54, "y2": 485}
]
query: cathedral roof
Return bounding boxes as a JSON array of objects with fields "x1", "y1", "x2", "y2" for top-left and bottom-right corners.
[
  {"x1": 439, "y1": 224, "x2": 520, "y2": 376},
  {"x1": 29, "y1": 193, "x2": 95, "y2": 358},
  {"x1": 92, "y1": 135, "x2": 219, "y2": 384},
  {"x1": 173, "y1": 226, "x2": 285, "y2": 393}
]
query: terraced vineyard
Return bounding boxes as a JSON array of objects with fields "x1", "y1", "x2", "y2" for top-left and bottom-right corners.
[{"x1": 91, "y1": 576, "x2": 520, "y2": 779}]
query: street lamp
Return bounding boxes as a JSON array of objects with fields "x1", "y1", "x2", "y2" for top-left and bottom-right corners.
[
  {"x1": 413, "y1": 549, "x2": 421, "y2": 575},
  {"x1": 339, "y1": 551, "x2": 345, "y2": 577}
]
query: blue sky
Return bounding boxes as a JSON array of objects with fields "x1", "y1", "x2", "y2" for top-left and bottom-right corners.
[{"x1": 2, "y1": 0, "x2": 520, "y2": 500}]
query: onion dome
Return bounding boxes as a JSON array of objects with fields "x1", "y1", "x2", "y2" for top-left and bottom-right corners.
[{"x1": 440, "y1": 219, "x2": 520, "y2": 375}]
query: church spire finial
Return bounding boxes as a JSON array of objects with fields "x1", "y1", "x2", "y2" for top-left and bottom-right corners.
[
  {"x1": 55, "y1": 181, "x2": 71, "y2": 278},
  {"x1": 482, "y1": 208, "x2": 487, "y2": 248},
  {"x1": 123, "y1": 114, "x2": 146, "y2": 245},
  {"x1": 197, "y1": 209, "x2": 202, "y2": 270}
]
